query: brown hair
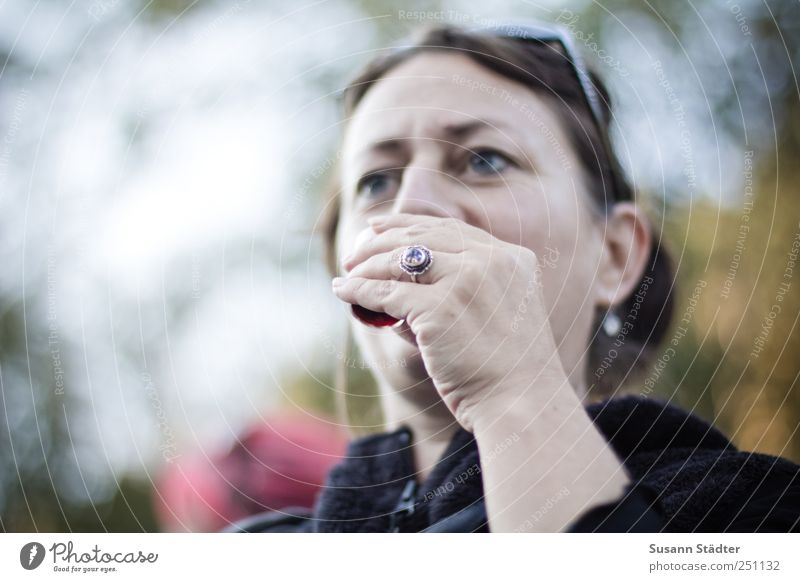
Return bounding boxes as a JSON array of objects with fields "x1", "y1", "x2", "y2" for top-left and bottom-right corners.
[{"x1": 317, "y1": 24, "x2": 674, "y2": 399}]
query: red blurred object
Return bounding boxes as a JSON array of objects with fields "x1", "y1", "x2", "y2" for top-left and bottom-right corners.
[
  {"x1": 351, "y1": 304, "x2": 401, "y2": 327},
  {"x1": 153, "y1": 416, "x2": 348, "y2": 532}
]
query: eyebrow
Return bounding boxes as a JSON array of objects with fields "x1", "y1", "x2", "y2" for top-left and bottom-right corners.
[{"x1": 354, "y1": 118, "x2": 517, "y2": 160}]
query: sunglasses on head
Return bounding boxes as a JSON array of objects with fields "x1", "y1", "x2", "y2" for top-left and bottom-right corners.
[
  {"x1": 472, "y1": 19, "x2": 627, "y2": 203},
  {"x1": 337, "y1": 18, "x2": 629, "y2": 203}
]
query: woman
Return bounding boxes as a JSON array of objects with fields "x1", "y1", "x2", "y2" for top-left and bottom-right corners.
[{"x1": 227, "y1": 21, "x2": 800, "y2": 533}]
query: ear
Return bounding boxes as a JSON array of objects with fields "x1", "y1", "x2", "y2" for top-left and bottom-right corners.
[{"x1": 594, "y1": 202, "x2": 652, "y2": 310}]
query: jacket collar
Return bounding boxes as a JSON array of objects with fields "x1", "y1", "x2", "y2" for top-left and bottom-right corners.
[
  {"x1": 311, "y1": 395, "x2": 737, "y2": 532},
  {"x1": 312, "y1": 421, "x2": 482, "y2": 532}
]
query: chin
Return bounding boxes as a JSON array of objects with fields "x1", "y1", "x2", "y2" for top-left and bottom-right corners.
[
  {"x1": 380, "y1": 332, "x2": 424, "y2": 369},
  {"x1": 354, "y1": 322, "x2": 431, "y2": 380},
  {"x1": 359, "y1": 334, "x2": 426, "y2": 380}
]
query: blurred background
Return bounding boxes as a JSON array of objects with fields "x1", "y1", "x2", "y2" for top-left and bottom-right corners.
[{"x1": 1, "y1": 0, "x2": 798, "y2": 532}]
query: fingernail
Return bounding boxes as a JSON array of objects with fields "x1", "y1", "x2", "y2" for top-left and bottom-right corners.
[
  {"x1": 332, "y1": 277, "x2": 344, "y2": 288},
  {"x1": 367, "y1": 216, "x2": 384, "y2": 228},
  {"x1": 340, "y1": 254, "x2": 352, "y2": 267}
]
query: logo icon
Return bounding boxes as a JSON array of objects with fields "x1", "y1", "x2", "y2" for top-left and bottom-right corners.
[{"x1": 20, "y1": 542, "x2": 46, "y2": 570}]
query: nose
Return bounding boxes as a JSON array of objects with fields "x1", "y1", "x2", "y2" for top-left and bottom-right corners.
[{"x1": 391, "y1": 166, "x2": 464, "y2": 221}]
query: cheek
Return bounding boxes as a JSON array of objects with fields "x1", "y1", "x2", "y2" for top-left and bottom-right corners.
[
  {"x1": 335, "y1": 215, "x2": 370, "y2": 267},
  {"x1": 526, "y1": 197, "x2": 601, "y2": 309},
  {"x1": 351, "y1": 325, "x2": 406, "y2": 371},
  {"x1": 352, "y1": 323, "x2": 382, "y2": 358},
  {"x1": 543, "y1": 230, "x2": 604, "y2": 341}
]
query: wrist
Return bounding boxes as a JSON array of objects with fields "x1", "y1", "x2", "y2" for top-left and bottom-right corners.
[
  {"x1": 470, "y1": 377, "x2": 632, "y2": 532},
  {"x1": 468, "y1": 367, "x2": 576, "y2": 436}
]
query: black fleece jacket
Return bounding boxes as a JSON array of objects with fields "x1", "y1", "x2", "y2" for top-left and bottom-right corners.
[{"x1": 224, "y1": 395, "x2": 800, "y2": 533}]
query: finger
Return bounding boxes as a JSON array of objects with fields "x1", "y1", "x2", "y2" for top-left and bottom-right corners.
[
  {"x1": 367, "y1": 212, "x2": 446, "y2": 232},
  {"x1": 369, "y1": 213, "x2": 495, "y2": 245},
  {"x1": 347, "y1": 248, "x2": 460, "y2": 284},
  {"x1": 343, "y1": 220, "x2": 469, "y2": 272},
  {"x1": 331, "y1": 276, "x2": 433, "y2": 323}
]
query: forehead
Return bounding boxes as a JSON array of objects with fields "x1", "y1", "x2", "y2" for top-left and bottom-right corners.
[{"x1": 342, "y1": 51, "x2": 573, "y2": 162}]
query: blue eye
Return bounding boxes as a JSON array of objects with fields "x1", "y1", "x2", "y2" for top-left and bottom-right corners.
[
  {"x1": 356, "y1": 172, "x2": 396, "y2": 198},
  {"x1": 469, "y1": 149, "x2": 512, "y2": 176}
]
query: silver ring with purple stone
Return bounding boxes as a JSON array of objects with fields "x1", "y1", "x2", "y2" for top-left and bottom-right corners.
[{"x1": 399, "y1": 245, "x2": 433, "y2": 283}]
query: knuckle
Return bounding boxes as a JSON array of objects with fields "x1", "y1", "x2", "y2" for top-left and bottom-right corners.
[
  {"x1": 351, "y1": 277, "x2": 368, "y2": 296},
  {"x1": 461, "y1": 260, "x2": 484, "y2": 282},
  {"x1": 432, "y1": 216, "x2": 455, "y2": 228},
  {"x1": 388, "y1": 251, "x2": 402, "y2": 278},
  {"x1": 388, "y1": 250, "x2": 403, "y2": 279},
  {"x1": 454, "y1": 281, "x2": 478, "y2": 303},
  {"x1": 415, "y1": 320, "x2": 438, "y2": 345},
  {"x1": 377, "y1": 278, "x2": 396, "y2": 297},
  {"x1": 502, "y1": 250, "x2": 520, "y2": 272},
  {"x1": 502, "y1": 244, "x2": 537, "y2": 272},
  {"x1": 520, "y1": 245, "x2": 539, "y2": 266},
  {"x1": 406, "y1": 224, "x2": 426, "y2": 239}
]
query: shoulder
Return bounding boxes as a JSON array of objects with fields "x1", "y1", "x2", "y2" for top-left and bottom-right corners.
[
  {"x1": 585, "y1": 395, "x2": 800, "y2": 532},
  {"x1": 640, "y1": 439, "x2": 800, "y2": 532},
  {"x1": 567, "y1": 468, "x2": 800, "y2": 533},
  {"x1": 689, "y1": 455, "x2": 800, "y2": 532},
  {"x1": 220, "y1": 507, "x2": 315, "y2": 533},
  {"x1": 720, "y1": 468, "x2": 800, "y2": 532}
]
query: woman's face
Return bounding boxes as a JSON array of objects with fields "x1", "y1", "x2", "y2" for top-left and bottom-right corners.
[{"x1": 336, "y1": 52, "x2": 623, "y2": 397}]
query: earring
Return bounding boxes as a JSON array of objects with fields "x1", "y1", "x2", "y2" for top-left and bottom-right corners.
[{"x1": 603, "y1": 311, "x2": 622, "y2": 336}]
